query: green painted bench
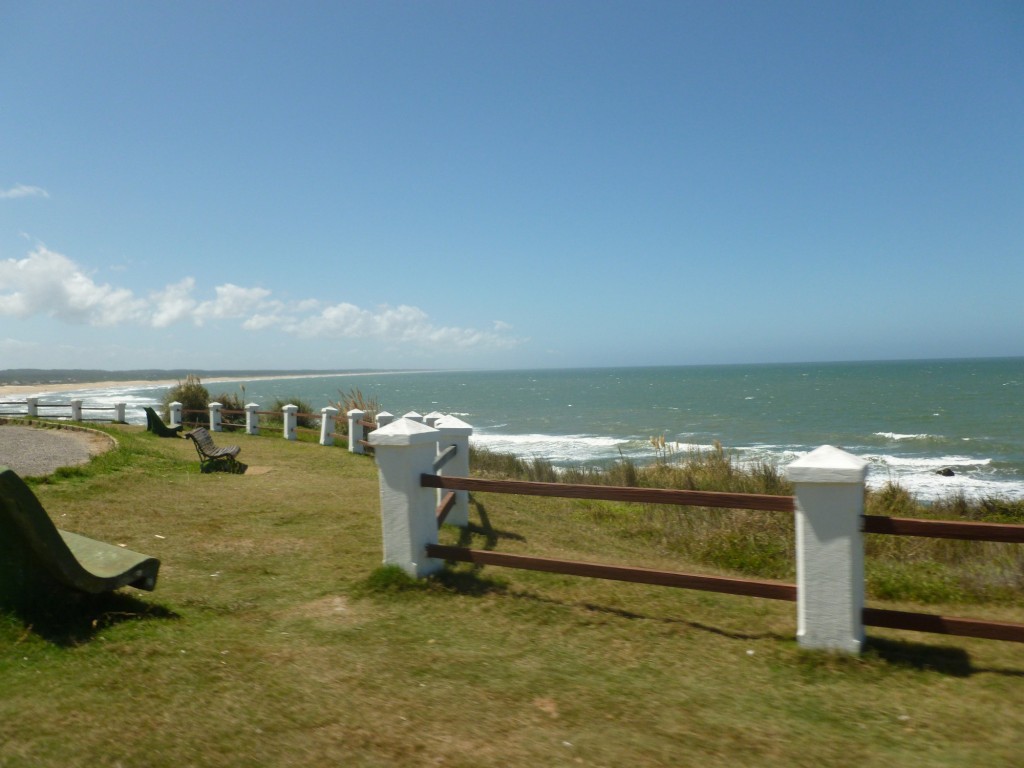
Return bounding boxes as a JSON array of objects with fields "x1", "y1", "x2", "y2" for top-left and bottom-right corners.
[
  {"x1": 144, "y1": 406, "x2": 182, "y2": 437},
  {"x1": 184, "y1": 427, "x2": 241, "y2": 473},
  {"x1": 0, "y1": 466, "x2": 160, "y2": 607}
]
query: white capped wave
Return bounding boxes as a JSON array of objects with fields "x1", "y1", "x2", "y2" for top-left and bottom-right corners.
[
  {"x1": 873, "y1": 432, "x2": 940, "y2": 441},
  {"x1": 866, "y1": 454, "x2": 991, "y2": 469},
  {"x1": 471, "y1": 432, "x2": 630, "y2": 464},
  {"x1": 868, "y1": 469, "x2": 1024, "y2": 502},
  {"x1": 12, "y1": 387, "x2": 166, "y2": 425}
]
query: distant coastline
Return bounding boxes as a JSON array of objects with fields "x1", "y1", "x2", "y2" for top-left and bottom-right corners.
[{"x1": 0, "y1": 369, "x2": 424, "y2": 397}]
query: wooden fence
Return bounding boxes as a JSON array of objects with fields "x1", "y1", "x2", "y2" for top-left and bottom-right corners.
[
  {"x1": 0, "y1": 398, "x2": 127, "y2": 423},
  {"x1": 370, "y1": 417, "x2": 1024, "y2": 653}
]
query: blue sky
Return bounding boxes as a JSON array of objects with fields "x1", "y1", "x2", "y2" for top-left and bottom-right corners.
[{"x1": 1, "y1": 1, "x2": 1021, "y2": 372}]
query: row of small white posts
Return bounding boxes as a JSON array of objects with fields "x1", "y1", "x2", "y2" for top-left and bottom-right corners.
[
  {"x1": 168, "y1": 401, "x2": 344, "y2": 444},
  {"x1": 23, "y1": 398, "x2": 127, "y2": 422},
  {"x1": 367, "y1": 416, "x2": 872, "y2": 656}
]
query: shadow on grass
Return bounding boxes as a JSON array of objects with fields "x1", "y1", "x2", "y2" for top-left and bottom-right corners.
[
  {"x1": 864, "y1": 635, "x2": 1024, "y2": 677},
  {"x1": 454, "y1": 498, "x2": 525, "y2": 550},
  {"x1": 433, "y1": 500, "x2": 1024, "y2": 673},
  {"x1": 3, "y1": 591, "x2": 179, "y2": 647},
  {"x1": 863, "y1": 636, "x2": 973, "y2": 676},
  {"x1": 202, "y1": 460, "x2": 248, "y2": 475}
]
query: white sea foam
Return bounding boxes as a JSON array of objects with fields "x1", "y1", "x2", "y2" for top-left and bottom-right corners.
[
  {"x1": 870, "y1": 469, "x2": 1024, "y2": 502},
  {"x1": 471, "y1": 432, "x2": 631, "y2": 464},
  {"x1": 866, "y1": 454, "x2": 991, "y2": 469},
  {"x1": 873, "y1": 432, "x2": 939, "y2": 441},
  {"x1": 12, "y1": 385, "x2": 167, "y2": 425}
]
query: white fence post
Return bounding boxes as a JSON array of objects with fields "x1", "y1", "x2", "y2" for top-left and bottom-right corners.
[
  {"x1": 209, "y1": 402, "x2": 223, "y2": 432},
  {"x1": 403, "y1": 411, "x2": 424, "y2": 424},
  {"x1": 369, "y1": 417, "x2": 444, "y2": 578},
  {"x1": 115, "y1": 403, "x2": 126, "y2": 423},
  {"x1": 347, "y1": 408, "x2": 366, "y2": 453},
  {"x1": 320, "y1": 406, "x2": 338, "y2": 446},
  {"x1": 26, "y1": 397, "x2": 38, "y2": 417},
  {"x1": 169, "y1": 401, "x2": 182, "y2": 427},
  {"x1": 245, "y1": 403, "x2": 260, "y2": 435},
  {"x1": 71, "y1": 399, "x2": 82, "y2": 421},
  {"x1": 785, "y1": 445, "x2": 869, "y2": 654},
  {"x1": 434, "y1": 415, "x2": 473, "y2": 527},
  {"x1": 282, "y1": 404, "x2": 298, "y2": 441},
  {"x1": 424, "y1": 411, "x2": 444, "y2": 428},
  {"x1": 376, "y1": 411, "x2": 395, "y2": 428}
]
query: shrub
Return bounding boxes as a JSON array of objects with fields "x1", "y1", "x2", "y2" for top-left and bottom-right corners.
[
  {"x1": 331, "y1": 387, "x2": 382, "y2": 436},
  {"x1": 208, "y1": 390, "x2": 247, "y2": 426},
  {"x1": 162, "y1": 374, "x2": 209, "y2": 426},
  {"x1": 270, "y1": 397, "x2": 319, "y2": 429}
]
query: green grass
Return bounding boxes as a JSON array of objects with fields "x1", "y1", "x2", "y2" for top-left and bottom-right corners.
[{"x1": 1, "y1": 427, "x2": 1022, "y2": 767}]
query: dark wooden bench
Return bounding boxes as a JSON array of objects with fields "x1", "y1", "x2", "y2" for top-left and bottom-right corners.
[
  {"x1": 0, "y1": 466, "x2": 160, "y2": 607},
  {"x1": 144, "y1": 406, "x2": 182, "y2": 437},
  {"x1": 184, "y1": 427, "x2": 241, "y2": 473}
]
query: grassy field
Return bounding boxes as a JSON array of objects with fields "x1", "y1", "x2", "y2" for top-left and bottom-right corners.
[{"x1": 1, "y1": 424, "x2": 1022, "y2": 767}]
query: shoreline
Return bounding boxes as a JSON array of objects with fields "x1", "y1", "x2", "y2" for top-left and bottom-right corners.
[{"x1": 0, "y1": 370, "x2": 432, "y2": 399}]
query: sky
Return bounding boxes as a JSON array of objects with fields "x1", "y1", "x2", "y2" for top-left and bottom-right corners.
[{"x1": 1, "y1": 1, "x2": 1022, "y2": 372}]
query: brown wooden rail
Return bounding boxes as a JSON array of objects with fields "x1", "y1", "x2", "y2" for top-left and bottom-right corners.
[
  {"x1": 426, "y1": 544, "x2": 797, "y2": 600},
  {"x1": 421, "y1": 473, "x2": 1024, "y2": 644},
  {"x1": 863, "y1": 515, "x2": 1024, "y2": 543},
  {"x1": 420, "y1": 475, "x2": 796, "y2": 512},
  {"x1": 863, "y1": 607, "x2": 1024, "y2": 643}
]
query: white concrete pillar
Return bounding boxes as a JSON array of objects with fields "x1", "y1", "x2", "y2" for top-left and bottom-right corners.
[
  {"x1": 26, "y1": 397, "x2": 38, "y2": 417},
  {"x1": 786, "y1": 445, "x2": 869, "y2": 654},
  {"x1": 282, "y1": 404, "x2": 298, "y2": 441},
  {"x1": 169, "y1": 401, "x2": 182, "y2": 427},
  {"x1": 347, "y1": 408, "x2": 366, "y2": 454},
  {"x1": 320, "y1": 406, "x2": 339, "y2": 446},
  {"x1": 434, "y1": 415, "x2": 473, "y2": 527},
  {"x1": 424, "y1": 411, "x2": 444, "y2": 428},
  {"x1": 71, "y1": 399, "x2": 83, "y2": 421},
  {"x1": 115, "y1": 403, "x2": 126, "y2": 423},
  {"x1": 209, "y1": 402, "x2": 223, "y2": 432},
  {"x1": 403, "y1": 411, "x2": 424, "y2": 423},
  {"x1": 369, "y1": 418, "x2": 444, "y2": 578},
  {"x1": 245, "y1": 403, "x2": 260, "y2": 435},
  {"x1": 376, "y1": 411, "x2": 395, "y2": 428}
]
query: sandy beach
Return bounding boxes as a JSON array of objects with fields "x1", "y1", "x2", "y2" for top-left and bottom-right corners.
[{"x1": 0, "y1": 379, "x2": 183, "y2": 398}]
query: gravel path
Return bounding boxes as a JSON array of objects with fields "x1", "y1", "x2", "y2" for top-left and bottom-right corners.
[{"x1": 0, "y1": 423, "x2": 115, "y2": 478}]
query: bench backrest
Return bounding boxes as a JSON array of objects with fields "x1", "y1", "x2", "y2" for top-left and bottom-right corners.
[
  {"x1": 187, "y1": 427, "x2": 217, "y2": 452},
  {"x1": 0, "y1": 466, "x2": 159, "y2": 602}
]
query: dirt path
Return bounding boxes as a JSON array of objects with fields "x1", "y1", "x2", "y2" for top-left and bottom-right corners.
[{"x1": 0, "y1": 423, "x2": 115, "y2": 478}]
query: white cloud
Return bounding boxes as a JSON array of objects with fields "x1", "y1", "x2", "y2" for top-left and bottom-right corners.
[
  {"x1": 149, "y1": 278, "x2": 198, "y2": 327},
  {"x1": 281, "y1": 303, "x2": 520, "y2": 349},
  {"x1": 195, "y1": 284, "x2": 276, "y2": 324},
  {"x1": 0, "y1": 184, "x2": 50, "y2": 200},
  {"x1": 1, "y1": 247, "x2": 523, "y2": 352},
  {"x1": 0, "y1": 247, "x2": 147, "y2": 326}
]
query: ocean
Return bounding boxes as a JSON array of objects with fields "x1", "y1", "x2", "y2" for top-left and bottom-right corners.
[{"x1": 27, "y1": 357, "x2": 1024, "y2": 502}]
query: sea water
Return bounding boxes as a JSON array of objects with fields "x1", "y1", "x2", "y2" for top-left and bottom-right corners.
[{"x1": 40, "y1": 357, "x2": 1024, "y2": 502}]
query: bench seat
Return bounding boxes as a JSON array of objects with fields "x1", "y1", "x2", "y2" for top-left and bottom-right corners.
[{"x1": 0, "y1": 466, "x2": 160, "y2": 606}]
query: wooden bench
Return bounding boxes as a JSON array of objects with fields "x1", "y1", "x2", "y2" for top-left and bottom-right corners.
[
  {"x1": 0, "y1": 466, "x2": 160, "y2": 607},
  {"x1": 184, "y1": 427, "x2": 242, "y2": 473},
  {"x1": 144, "y1": 406, "x2": 182, "y2": 437}
]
